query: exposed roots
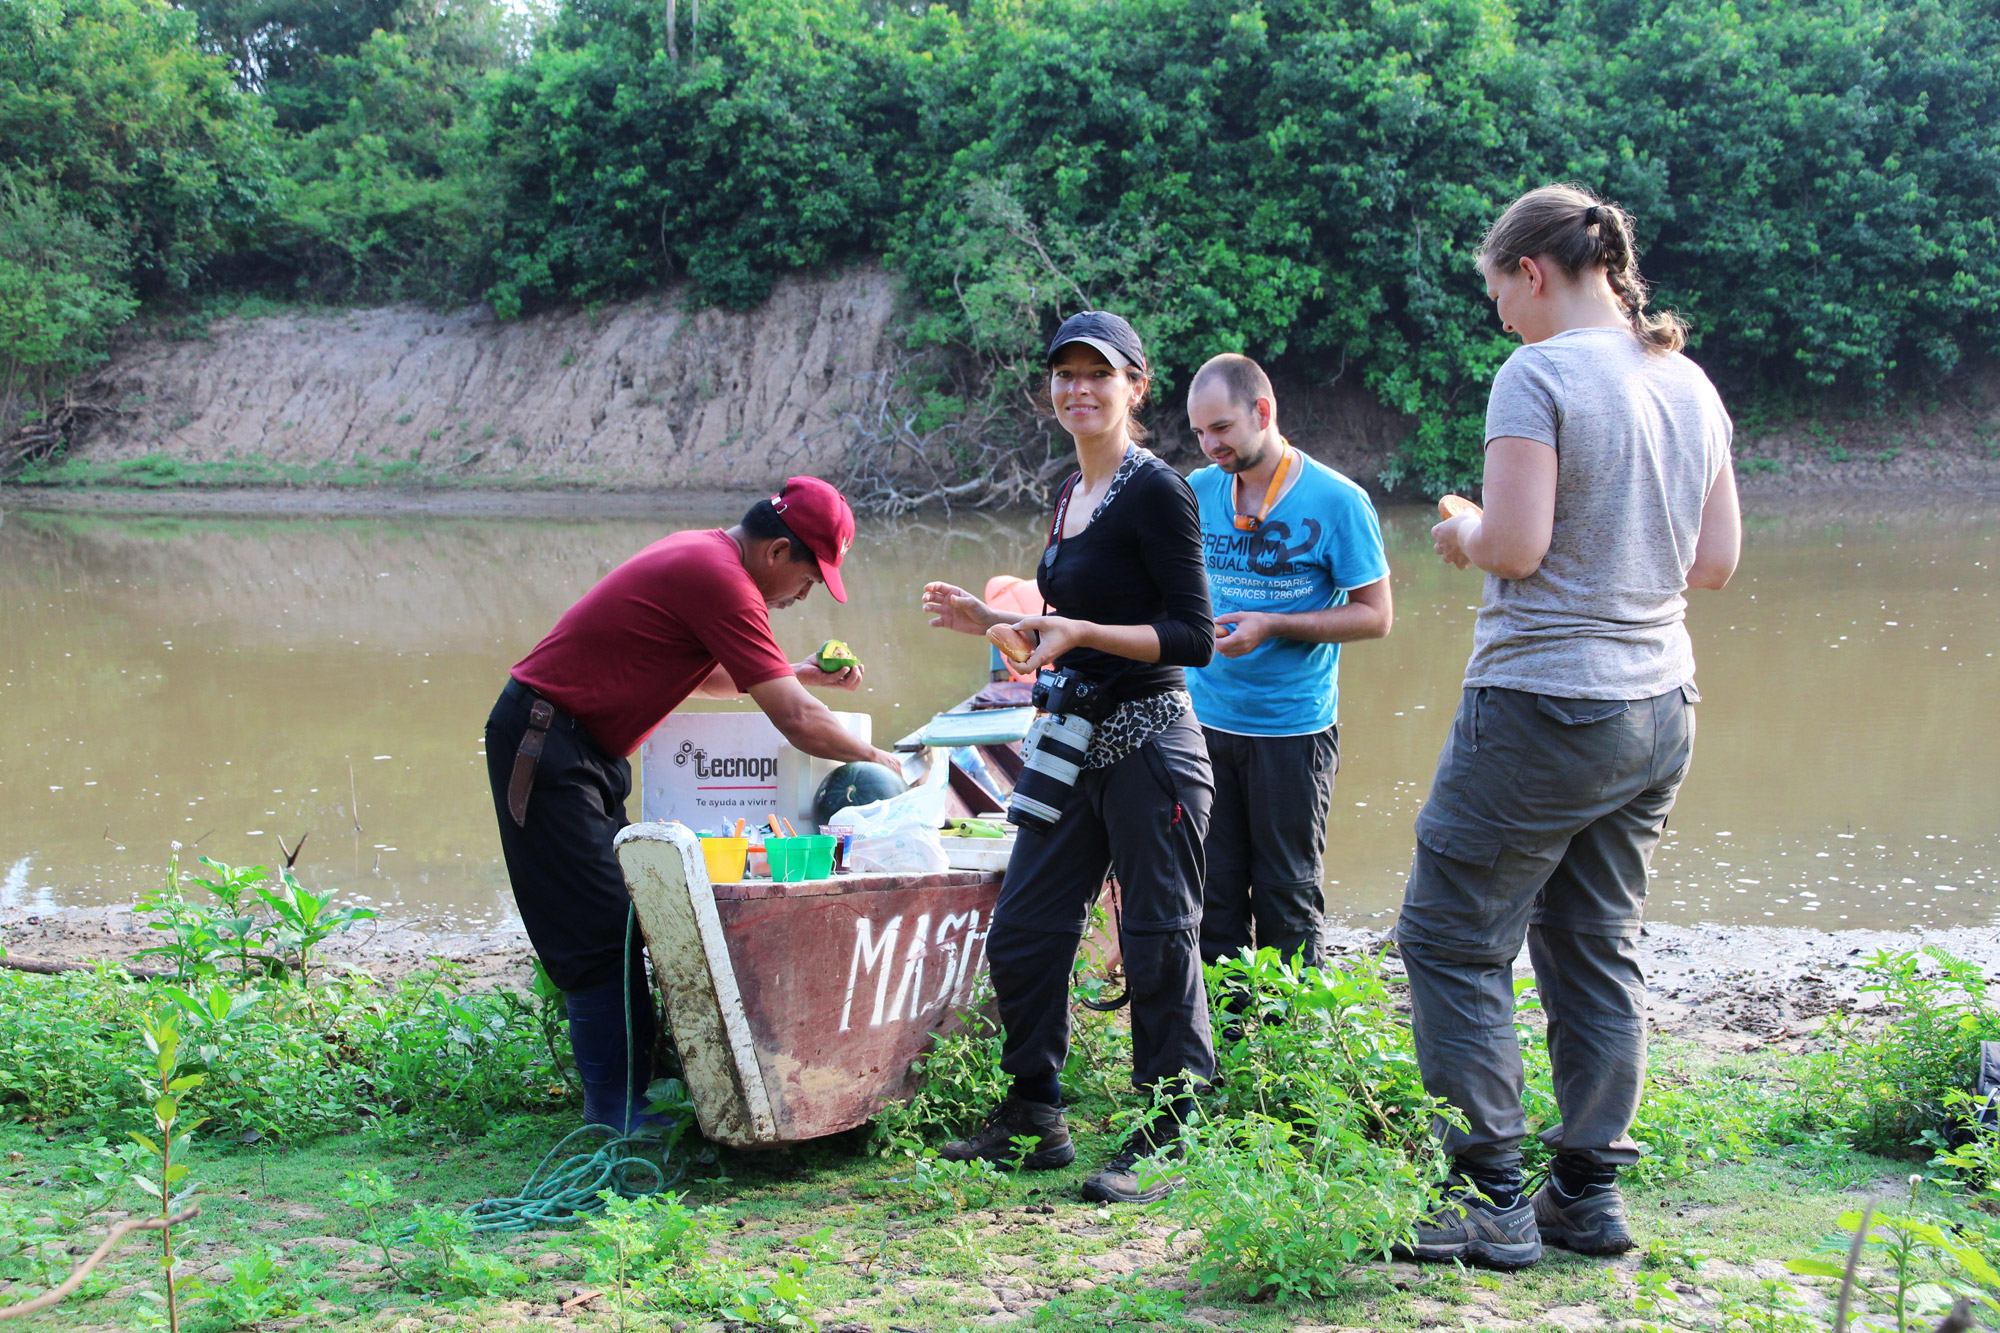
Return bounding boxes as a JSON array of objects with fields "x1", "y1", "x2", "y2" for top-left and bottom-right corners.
[
  {"x1": 799, "y1": 358, "x2": 1070, "y2": 516},
  {"x1": 2, "y1": 383, "x2": 122, "y2": 469}
]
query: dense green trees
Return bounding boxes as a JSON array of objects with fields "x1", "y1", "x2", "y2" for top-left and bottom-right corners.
[
  {"x1": 0, "y1": 0, "x2": 275, "y2": 422},
  {"x1": 3, "y1": 0, "x2": 1996, "y2": 487}
]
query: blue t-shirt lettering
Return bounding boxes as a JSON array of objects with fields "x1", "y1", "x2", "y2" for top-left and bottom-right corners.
[{"x1": 1187, "y1": 455, "x2": 1389, "y2": 735}]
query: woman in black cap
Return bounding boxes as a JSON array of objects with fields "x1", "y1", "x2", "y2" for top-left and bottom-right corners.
[{"x1": 921, "y1": 311, "x2": 1216, "y2": 1204}]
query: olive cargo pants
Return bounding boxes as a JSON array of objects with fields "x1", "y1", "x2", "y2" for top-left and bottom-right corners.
[{"x1": 1395, "y1": 684, "x2": 1697, "y2": 1172}]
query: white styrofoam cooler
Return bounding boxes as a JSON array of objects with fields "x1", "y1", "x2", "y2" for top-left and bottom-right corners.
[
  {"x1": 639, "y1": 710, "x2": 872, "y2": 834},
  {"x1": 940, "y1": 834, "x2": 1015, "y2": 872}
]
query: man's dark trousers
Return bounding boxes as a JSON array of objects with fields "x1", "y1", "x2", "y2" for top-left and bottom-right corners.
[
  {"x1": 1199, "y1": 725, "x2": 1339, "y2": 970},
  {"x1": 1395, "y1": 684, "x2": 1697, "y2": 1173},
  {"x1": 486, "y1": 677, "x2": 655, "y2": 1128},
  {"x1": 986, "y1": 714, "x2": 1217, "y2": 1097}
]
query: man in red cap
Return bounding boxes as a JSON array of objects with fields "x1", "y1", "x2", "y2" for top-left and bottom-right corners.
[{"x1": 485, "y1": 477, "x2": 901, "y2": 1131}]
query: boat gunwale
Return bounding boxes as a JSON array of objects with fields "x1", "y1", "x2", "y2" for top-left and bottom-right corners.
[{"x1": 710, "y1": 869, "x2": 999, "y2": 901}]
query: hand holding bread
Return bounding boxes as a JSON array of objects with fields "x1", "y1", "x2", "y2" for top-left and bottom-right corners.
[
  {"x1": 987, "y1": 623, "x2": 1037, "y2": 664},
  {"x1": 1438, "y1": 494, "x2": 1483, "y2": 521}
]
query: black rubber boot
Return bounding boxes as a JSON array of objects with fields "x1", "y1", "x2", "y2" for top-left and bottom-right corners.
[
  {"x1": 939, "y1": 1097, "x2": 1075, "y2": 1169},
  {"x1": 566, "y1": 970, "x2": 657, "y2": 1132}
]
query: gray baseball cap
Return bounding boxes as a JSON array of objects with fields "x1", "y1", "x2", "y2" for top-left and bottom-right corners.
[{"x1": 1047, "y1": 310, "x2": 1147, "y2": 371}]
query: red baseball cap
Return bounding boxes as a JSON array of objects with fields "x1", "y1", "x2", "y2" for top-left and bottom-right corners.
[{"x1": 770, "y1": 476, "x2": 856, "y2": 603}]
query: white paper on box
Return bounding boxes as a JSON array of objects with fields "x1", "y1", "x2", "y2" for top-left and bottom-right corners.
[{"x1": 640, "y1": 710, "x2": 870, "y2": 831}]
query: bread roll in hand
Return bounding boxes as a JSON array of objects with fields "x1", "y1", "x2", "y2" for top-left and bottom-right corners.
[
  {"x1": 987, "y1": 623, "x2": 1037, "y2": 664},
  {"x1": 1438, "y1": 494, "x2": 1483, "y2": 521}
]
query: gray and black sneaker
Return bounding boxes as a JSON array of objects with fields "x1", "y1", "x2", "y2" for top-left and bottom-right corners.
[
  {"x1": 1080, "y1": 1118, "x2": 1185, "y2": 1204},
  {"x1": 939, "y1": 1097, "x2": 1075, "y2": 1170},
  {"x1": 1394, "y1": 1181, "x2": 1543, "y2": 1270},
  {"x1": 1532, "y1": 1176, "x2": 1635, "y2": 1254}
]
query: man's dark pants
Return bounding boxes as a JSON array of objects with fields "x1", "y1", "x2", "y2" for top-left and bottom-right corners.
[
  {"x1": 1395, "y1": 684, "x2": 1697, "y2": 1173},
  {"x1": 987, "y1": 713, "x2": 1217, "y2": 1098},
  {"x1": 1199, "y1": 725, "x2": 1339, "y2": 970},
  {"x1": 486, "y1": 678, "x2": 655, "y2": 1126}
]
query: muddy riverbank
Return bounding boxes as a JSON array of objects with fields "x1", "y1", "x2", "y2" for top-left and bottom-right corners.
[
  {"x1": 8, "y1": 281, "x2": 1995, "y2": 505},
  {"x1": 4, "y1": 903, "x2": 1993, "y2": 1054}
]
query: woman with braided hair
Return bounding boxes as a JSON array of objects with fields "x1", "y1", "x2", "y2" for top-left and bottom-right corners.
[{"x1": 1392, "y1": 184, "x2": 1741, "y2": 1269}]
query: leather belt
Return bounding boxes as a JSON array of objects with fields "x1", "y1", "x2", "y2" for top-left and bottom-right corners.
[{"x1": 508, "y1": 695, "x2": 557, "y2": 828}]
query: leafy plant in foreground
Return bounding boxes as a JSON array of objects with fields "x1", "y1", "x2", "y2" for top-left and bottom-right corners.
[
  {"x1": 337, "y1": 1168, "x2": 408, "y2": 1284},
  {"x1": 255, "y1": 865, "x2": 376, "y2": 1002},
  {"x1": 134, "y1": 844, "x2": 230, "y2": 982},
  {"x1": 869, "y1": 1148, "x2": 1008, "y2": 1213},
  {"x1": 1165, "y1": 949, "x2": 1454, "y2": 1299},
  {"x1": 403, "y1": 1203, "x2": 526, "y2": 1297},
  {"x1": 1797, "y1": 949, "x2": 2000, "y2": 1154},
  {"x1": 191, "y1": 1245, "x2": 311, "y2": 1328},
  {"x1": 130, "y1": 1003, "x2": 206, "y2": 1332},
  {"x1": 1789, "y1": 1210, "x2": 2000, "y2": 1332},
  {"x1": 186, "y1": 858, "x2": 278, "y2": 983},
  {"x1": 868, "y1": 977, "x2": 1007, "y2": 1154},
  {"x1": 578, "y1": 1190, "x2": 814, "y2": 1325}
]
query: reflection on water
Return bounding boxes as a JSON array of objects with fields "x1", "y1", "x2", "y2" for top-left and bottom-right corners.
[{"x1": 2, "y1": 499, "x2": 1997, "y2": 931}]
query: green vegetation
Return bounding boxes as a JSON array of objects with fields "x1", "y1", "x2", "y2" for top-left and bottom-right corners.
[
  {"x1": 2, "y1": 0, "x2": 1996, "y2": 489},
  {"x1": 1167, "y1": 949, "x2": 1451, "y2": 1298},
  {"x1": 11, "y1": 858, "x2": 2000, "y2": 1327}
]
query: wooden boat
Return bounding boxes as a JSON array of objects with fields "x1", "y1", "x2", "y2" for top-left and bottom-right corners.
[
  {"x1": 615, "y1": 675, "x2": 1036, "y2": 1148},
  {"x1": 616, "y1": 822, "x2": 1004, "y2": 1147}
]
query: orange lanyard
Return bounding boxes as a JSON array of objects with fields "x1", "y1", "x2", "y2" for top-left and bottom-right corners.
[{"x1": 1233, "y1": 442, "x2": 1295, "y2": 531}]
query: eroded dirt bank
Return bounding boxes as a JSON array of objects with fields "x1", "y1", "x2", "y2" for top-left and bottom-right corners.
[
  {"x1": 41, "y1": 271, "x2": 2000, "y2": 505},
  {"x1": 65, "y1": 268, "x2": 903, "y2": 490},
  {"x1": 4, "y1": 905, "x2": 1992, "y2": 1052}
]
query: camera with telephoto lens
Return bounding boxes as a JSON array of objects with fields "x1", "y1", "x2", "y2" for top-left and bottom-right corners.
[{"x1": 1007, "y1": 668, "x2": 1110, "y2": 833}]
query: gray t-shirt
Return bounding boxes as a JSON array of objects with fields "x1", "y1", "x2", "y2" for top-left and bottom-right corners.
[{"x1": 1463, "y1": 326, "x2": 1732, "y2": 700}]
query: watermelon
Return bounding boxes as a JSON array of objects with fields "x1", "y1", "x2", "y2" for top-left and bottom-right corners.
[
  {"x1": 813, "y1": 761, "x2": 906, "y2": 826},
  {"x1": 816, "y1": 638, "x2": 861, "y2": 672}
]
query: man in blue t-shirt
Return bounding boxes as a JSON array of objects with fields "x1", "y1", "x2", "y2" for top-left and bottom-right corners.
[{"x1": 1185, "y1": 354, "x2": 1393, "y2": 971}]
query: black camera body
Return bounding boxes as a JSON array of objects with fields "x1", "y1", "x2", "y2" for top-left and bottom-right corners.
[{"x1": 1030, "y1": 667, "x2": 1110, "y2": 723}]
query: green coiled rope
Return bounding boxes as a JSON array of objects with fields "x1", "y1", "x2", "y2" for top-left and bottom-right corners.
[
  {"x1": 453, "y1": 1122, "x2": 682, "y2": 1233},
  {"x1": 419, "y1": 906, "x2": 688, "y2": 1235}
]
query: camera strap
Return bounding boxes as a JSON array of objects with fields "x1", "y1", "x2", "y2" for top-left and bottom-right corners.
[{"x1": 1040, "y1": 472, "x2": 1083, "y2": 572}]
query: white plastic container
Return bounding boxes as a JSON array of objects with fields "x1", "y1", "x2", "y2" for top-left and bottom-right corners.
[{"x1": 939, "y1": 833, "x2": 1015, "y2": 872}]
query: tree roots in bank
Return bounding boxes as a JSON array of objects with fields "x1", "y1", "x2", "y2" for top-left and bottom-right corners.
[
  {"x1": 2, "y1": 385, "x2": 123, "y2": 471},
  {"x1": 810, "y1": 358, "x2": 1073, "y2": 516}
]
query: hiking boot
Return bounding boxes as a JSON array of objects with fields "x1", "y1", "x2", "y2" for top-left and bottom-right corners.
[
  {"x1": 938, "y1": 1097, "x2": 1075, "y2": 1170},
  {"x1": 1080, "y1": 1117, "x2": 1185, "y2": 1205},
  {"x1": 1394, "y1": 1180, "x2": 1543, "y2": 1270},
  {"x1": 1532, "y1": 1175, "x2": 1635, "y2": 1255}
]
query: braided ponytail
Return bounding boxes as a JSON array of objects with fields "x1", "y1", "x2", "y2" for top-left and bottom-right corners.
[{"x1": 1478, "y1": 184, "x2": 1688, "y2": 354}]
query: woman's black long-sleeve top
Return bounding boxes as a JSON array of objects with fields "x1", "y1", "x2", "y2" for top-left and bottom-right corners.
[{"x1": 1034, "y1": 451, "x2": 1214, "y2": 704}]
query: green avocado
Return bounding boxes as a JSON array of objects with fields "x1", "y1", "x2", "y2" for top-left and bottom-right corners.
[
  {"x1": 816, "y1": 638, "x2": 861, "y2": 672},
  {"x1": 812, "y1": 761, "x2": 906, "y2": 826}
]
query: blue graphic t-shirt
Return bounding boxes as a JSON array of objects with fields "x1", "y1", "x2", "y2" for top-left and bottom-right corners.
[{"x1": 1187, "y1": 453, "x2": 1389, "y2": 735}]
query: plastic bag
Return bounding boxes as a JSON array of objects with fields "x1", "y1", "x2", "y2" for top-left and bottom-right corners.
[{"x1": 840, "y1": 760, "x2": 950, "y2": 874}]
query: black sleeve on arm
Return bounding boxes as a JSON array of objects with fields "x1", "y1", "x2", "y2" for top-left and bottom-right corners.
[{"x1": 1138, "y1": 466, "x2": 1214, "y2": 668}]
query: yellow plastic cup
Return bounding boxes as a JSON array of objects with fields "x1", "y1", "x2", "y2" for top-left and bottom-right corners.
[{"x1": 698, "y1": 836, "x2": 749, "y2": 884}]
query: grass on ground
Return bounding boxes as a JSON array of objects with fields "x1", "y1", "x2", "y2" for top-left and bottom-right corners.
[{"x1": 0, "y1": 1036, "x2": 1954, "y2": 1333}]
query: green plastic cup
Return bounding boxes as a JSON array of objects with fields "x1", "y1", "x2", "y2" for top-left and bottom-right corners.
[{"x1": 767, "y1": 835, "x2": 837, "y2": 882}]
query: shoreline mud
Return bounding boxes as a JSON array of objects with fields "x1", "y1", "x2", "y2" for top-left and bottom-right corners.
[
  {"x1": 6, "y1": 467, "x2": 2000, "y2": 522},
  {"x1": 6, "y1": 903, "x2": 1994, "y2": 1055}
]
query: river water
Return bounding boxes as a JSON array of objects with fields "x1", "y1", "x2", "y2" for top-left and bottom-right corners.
[{"x1": 3, "y1": 499, "x2": 1996, "y2": 933}]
